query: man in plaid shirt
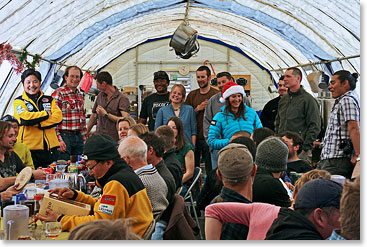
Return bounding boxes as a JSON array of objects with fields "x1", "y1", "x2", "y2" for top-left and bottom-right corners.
[
  {"x1": 317, "y1": 70, "x2": 360, "y2": 178},
  {"x1": 53, "y1": 66, "x2": 87, "y2": 161}
]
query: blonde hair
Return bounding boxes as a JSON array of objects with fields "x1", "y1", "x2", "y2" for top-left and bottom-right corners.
[
  {"x1": 129, "y1": 123, "x2": 149, "y2": 137},
  {"x1": 116, "y1": 116, "x2": 136, "y2": 130},
  {"x1": 68, "y1": 218, "x2": 140, "y2": 240},
  {"x1": 293, "y1": 169, "x2": 331, "y2": 197},
  {"x1": 340, "y1": 176, "x2": 360, "y2": 239},
  {"x1": 170, "y1": 84, "x2": 186, "y2": 103}
]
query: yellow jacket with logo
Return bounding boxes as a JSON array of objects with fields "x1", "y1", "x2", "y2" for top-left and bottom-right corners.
[
  {"x1": 13, "y1": 90, "x2": 62, "y2": 151},
  {"x1": 59, "y1": 159, "x2": 154, "y2": 237}
]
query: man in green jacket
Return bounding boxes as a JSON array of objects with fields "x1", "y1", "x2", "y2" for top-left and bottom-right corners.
[{"x1": 275, "y1": 67, "x2": 321, "y2": 165}]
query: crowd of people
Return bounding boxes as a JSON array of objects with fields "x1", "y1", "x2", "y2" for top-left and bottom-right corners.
[{"x1": 0, "y1": 64, "x2": 360, "y2": 240}]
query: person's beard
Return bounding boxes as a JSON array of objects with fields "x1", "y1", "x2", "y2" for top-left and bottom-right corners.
[{"x1": 199, "y1": 81, "x2": 208, "y2": 89}]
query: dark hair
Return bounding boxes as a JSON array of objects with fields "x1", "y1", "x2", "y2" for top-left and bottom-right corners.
[
  {"x1": 167, "y1": 116, "x2": 186, "y2": 150},
  {"x1": 21, "y1": 69, "x2": 42, "y2": 83},
  {"x1": 1, "y1": 115, "x2": 19, "y2": 125},
  {"x1": 156, "y1": 126, "x2": 175, "y2": 150},
  {"x1": 216, "y1": 72, "x2": 232, "y2": 81},
  {"x1": 230, "y1": 136, "x2": 257, "y2": 160},
  {"x1": 252, "y1": 127, "x2": 275, "y2": 146},
  {"x1": 333, "y1": 70, "x2": 358, "y2": 90},
  {"x1": 279, "y1": 131, "x2": 304, "y2": 155},
  {"x1": 196, "y1": 65, "x2": 211, "y2": 77},
  {"x1": 279, "y1": 75, "x2": 285, "y2": 81},
  {"x1": 96, "y1": 71, "x2": 113, "y2": 85},
  {"x1": 140, "y1": 132, "x2": 165, "y2": 158},
  {"x1": 224, "y1": 96, "x2": 245, "y2": 120},
  {"x1": 287, "y1": 67, "x2": 302, "y2": 81},
  {"x1": 64, "y1": 66, "x2": 83, "y2": 80}
]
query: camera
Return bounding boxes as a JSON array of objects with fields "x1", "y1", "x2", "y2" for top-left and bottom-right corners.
[{"x1": 339, "y1": 139, "x2": 353, "y2": 155}]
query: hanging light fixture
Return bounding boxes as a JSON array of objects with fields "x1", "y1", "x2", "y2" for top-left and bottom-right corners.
[{"x1": 169, "y1": 0, "x2": 199, "y2": 59}]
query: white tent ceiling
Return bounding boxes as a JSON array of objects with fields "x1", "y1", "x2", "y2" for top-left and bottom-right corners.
[
  {"x1": 0, "y1": 0, "x2": 360, "y2": 72},
  {"x1": 0, "y1": 0, "x2": 361, "y2": 116}
]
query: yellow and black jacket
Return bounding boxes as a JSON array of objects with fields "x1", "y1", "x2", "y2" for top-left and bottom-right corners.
[
  {"x1": 59, "y1": 158, "x2": 154, "y2": 237},
  {"x1": 13, "y1": 90, "x2": 62, "y2": 151}
]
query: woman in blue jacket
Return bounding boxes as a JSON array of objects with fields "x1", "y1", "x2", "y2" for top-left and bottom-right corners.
[
  {"x1": 154, "y1": 84, "x2": 197, "y2": 146},
  {"x1": 208, "y1": 81, "x2": 262, "y2": 152}
]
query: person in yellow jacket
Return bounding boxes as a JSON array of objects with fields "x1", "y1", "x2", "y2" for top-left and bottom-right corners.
[
  {"x1": 1, "y1": 114, "x2": 34, "y2": 169},
  {"x1": 37, "y1": 134, "x2": 154, "y2": 237},
  {"x1": 13, "y1": 69, "x2": 62, "y2": 168}
]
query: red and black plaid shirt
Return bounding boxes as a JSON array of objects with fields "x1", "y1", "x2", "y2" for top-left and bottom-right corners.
[{"x1": 52, "y1": 85, "x2": 87, "y2": 142}]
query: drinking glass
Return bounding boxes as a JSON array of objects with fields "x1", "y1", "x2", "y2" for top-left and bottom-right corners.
[
  {"x1": 56, "y1": 165, "x2": 67, "y2": 173},
  {"x1": 45, "y1": 222, "x2": 62, "y2": 240}
]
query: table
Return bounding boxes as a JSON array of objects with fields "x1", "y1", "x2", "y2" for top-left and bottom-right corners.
[{"x1": 0, "y1": 217, "x2": 69, "y2": 240}]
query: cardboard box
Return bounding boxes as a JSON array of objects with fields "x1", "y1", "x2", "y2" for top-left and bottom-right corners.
[{"x1": 39, "y1": 193, "x2": 91, "y2": 216}]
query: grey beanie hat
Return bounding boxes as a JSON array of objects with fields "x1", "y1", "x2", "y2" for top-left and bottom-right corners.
[{"x1": 255, "y1": 137, "x2": 288, "y2": 172}]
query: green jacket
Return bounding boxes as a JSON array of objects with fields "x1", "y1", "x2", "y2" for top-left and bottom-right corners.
[{"x1": 275, "y1": 86, "x2": 321, "y2": 151}]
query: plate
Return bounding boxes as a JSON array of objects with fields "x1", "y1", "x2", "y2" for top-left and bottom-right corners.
[{"x1": 15, "y1": 167, "x2": 33, "y2": 190}]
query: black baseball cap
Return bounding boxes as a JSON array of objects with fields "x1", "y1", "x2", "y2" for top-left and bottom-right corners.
[
  {"x1": 153, "y1": 71, "x2": 169, "y2": 83},
  {"x1": 294, "y1": 178, "x2": 342, "y2": 209}
]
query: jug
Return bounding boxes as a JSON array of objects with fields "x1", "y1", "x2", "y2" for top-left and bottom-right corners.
[{"x1": 3, "y1": 205, "x2": 29, "y2": 240}]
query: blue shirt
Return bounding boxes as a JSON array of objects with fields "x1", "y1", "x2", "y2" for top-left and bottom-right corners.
[
  {"x1": 327, "y1": 230, "x2": 346, "y2": 240},
  {"x1": 154, "y1": 104, "x2": 197, "y2": 146}
]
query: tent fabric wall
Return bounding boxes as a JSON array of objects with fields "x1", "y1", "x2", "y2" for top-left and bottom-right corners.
[{"x1": 0, "y1": 0, "x2": 360, "y2": 116}]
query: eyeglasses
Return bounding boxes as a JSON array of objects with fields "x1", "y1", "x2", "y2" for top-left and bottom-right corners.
[{"x1": 87, "y1": 161, "x2": 100, "y2": 172}]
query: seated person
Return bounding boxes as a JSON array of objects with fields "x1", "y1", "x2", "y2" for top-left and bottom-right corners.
[
  {"x1": 279, "y1": 131, "x2": 313, "y2": 183},
  {"x1": 68, "y1": 218, "x2": 140, "y2": 240},
  {"x1": 0, "y1": 121, "x2": 45, "y2": 191},
  {"x1": 118, "y1": 136, "x2": 169, "y2": 216},
  {"x1": 37, "y1": 134, "x2": 153, "y2": 237},
  {"x1": 1, "y1": 115, "x2": 34, "y2": 169}
]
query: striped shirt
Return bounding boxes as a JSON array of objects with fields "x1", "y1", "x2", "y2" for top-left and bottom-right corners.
[
  {"x1": 320, "y1": 90, "x2": 360, "y2": 160},
  {"x1": 52, "y1": 85, "x2": 87, "y2": 141}
]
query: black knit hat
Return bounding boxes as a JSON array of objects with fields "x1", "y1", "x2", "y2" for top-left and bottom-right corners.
[
  {"x1": 83, "y1": 134, "x2": 119, "y2": 161},
  {"x1": 255, "y1": 137, "x2": 288, "y2": 172}
]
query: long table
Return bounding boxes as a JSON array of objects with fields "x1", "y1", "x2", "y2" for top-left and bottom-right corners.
[{"x1": 0, "y1": 218, "x2": 69, "y2": 240}]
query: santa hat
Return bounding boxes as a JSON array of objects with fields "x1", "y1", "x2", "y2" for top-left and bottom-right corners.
[{"x1": 219, "y1": 81, "x2": 245, "y2": 103}]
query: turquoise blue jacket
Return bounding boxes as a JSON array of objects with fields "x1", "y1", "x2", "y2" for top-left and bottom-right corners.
[{"x1": 208, "y1": 105, "x2": 262, "y2": 150}]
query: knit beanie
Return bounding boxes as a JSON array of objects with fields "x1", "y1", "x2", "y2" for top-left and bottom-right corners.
[
  {"x1": 219, "y1": 81, "x2": 245, "y2": 103},
  {"x1": 83, "y1": 134, "x2": 119, "y2": 161},
  {"x1": 218, "y1": 143, "x2": 254, "y2": 182},
  {"x1": 255, "y1": 137, "x2": 288, "y2": 172}
]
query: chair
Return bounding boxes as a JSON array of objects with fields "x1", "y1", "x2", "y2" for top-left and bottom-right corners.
[
  {"x1": 142, "y1": 218, "x2": 156, "y2": 240},
  {"x1": 183, "y1": 167, "x2": 203, "y2": 239}
]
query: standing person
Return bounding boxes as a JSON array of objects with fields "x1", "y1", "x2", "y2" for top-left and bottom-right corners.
[
  {"x1": 87, "y1": 71, "x2": 130, "y2": 143},
  {"x1": 37, "y1": 134, "x2": 153, "y2": 237},
  {"x1": 185, "y1": 65, "x2": 219, "y2": 174},
  {"x1": 13, "y1": 69, "x2": 62, "y2": 168},
  {"x1": 208, "y1": 81, "x2": 262, "y2": 153},
  {"x1": 317, "y1": 70, "x2": 360, "y2": 178},
  {"x1": 260, "y1": 76, "x2": 287, "y2": 131},
  {"x1": 275, "y1": 67, "x2": 321, "y2": 165},
  {"x1": 154, "y1": 84, "x2": 197, "y2": 146},
  {"x1": 53, "y1": 66, "x2": 87, "y2": 161},
  {"x1": 139, "y1": 71, "x2": 171, "y2": 131},
  {"x1": 1, "y1": 115, "x2": 34, "y2": 169},
  {"x1": 0, "y1": 121, "x2": 45, "y2": 191}
]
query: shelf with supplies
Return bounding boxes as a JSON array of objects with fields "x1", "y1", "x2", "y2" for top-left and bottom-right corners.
[{"x1": 122, "y1": 86, "x2": 138, "y2": 121}]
